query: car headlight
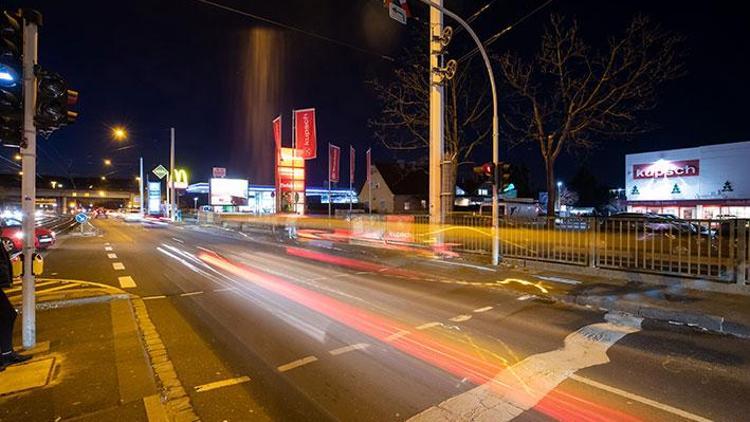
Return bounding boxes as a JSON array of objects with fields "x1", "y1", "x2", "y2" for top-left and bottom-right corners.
[{"x1": 13, "y1": 231, "x2": 24, "y2": 240}]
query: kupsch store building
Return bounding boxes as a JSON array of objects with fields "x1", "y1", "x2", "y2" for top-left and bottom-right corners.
[{"x1": 626, "y1": 140, "x2": 750, "y2": 219}]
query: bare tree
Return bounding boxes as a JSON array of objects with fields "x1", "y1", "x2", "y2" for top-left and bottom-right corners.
[
  {"x1": 498, "y1": 14, "x2": 684, "y2": 217},
  {"x1": 369, "y1": 38, "x2": 490, "y2": 209}
]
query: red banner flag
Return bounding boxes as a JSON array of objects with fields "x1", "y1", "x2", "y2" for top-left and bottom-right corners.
[
  {"x1": 366, "y1": 148, "x2": 371, "y2": 182},
  {"x1": 349, "y1": 146, "x2": 355, "y2": 185},
  {"x1": 273, "y1": 116, "x2": 282, "y2": 152},
  {"x1": 329, "y1": 144, "x2": 341, "y2": 183},
  {"x1": 294, "y1": 108, "x2": 317, "y2": 160}
]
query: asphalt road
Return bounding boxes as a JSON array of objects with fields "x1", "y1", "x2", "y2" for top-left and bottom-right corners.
[{"x1": 41, "y1": 218, "x2": 750, "y2": 421}]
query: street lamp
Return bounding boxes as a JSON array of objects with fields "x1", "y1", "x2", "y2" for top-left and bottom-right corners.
[
  {"x1": 556, "y1": 181, "x2": 563, "y2": 212},
  {"x1": 112, "y1": 126, "x2": 127, "y2": 141},
  {"x1": 13, "y1": 153, "x2": 21, "y2": 161},
  {"x1": 100, "y1": 176, "x2": 106, "y2": 181},
  {"x1": 103, "y1": 158, "x2": 112, "y2": 166}
]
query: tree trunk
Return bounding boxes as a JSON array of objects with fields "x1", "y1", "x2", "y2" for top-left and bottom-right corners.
[{"x1": 545, "y1": 158, "x2": 556, "y2": 218}]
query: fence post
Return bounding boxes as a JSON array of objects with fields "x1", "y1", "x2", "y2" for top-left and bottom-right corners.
[
  {"x1": 738, "y1": 220, "x2": 748, "y2": 286},
  {"x1": 589, "y1": 217, "x2": 597, "y2": 268}
]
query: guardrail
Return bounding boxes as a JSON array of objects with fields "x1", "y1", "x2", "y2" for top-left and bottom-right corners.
[{"x1": 196, "y1": 211, "x2": 749, "y2": 285}]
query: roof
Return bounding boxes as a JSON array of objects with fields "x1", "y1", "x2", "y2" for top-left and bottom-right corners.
[{"x1": 375, "y1": 163, "x2": 428, "y2": 196}]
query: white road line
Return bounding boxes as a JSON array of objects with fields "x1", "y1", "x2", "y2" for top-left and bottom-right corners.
[
  {"x1": 569, "y1": 374, "x2": 711, "y2": 422},
  {"x1": 238, "y1": 232, "x2": 249, "y2": 238},
  {"x1": 415, "y1": 322, "x2": 441, "y2": 330},
  {"x1": 142, "y1": 295, "x2": 167, "y2": 301},
  {"x1": 472, "y1": 306, "x2": 493, "y2": 313},
  {"x1": 107, "y1": 253, "x2": 118, "y2": 259},
  {"x1": 329, "y1": 343, "x2": 370, "y2": 356},
  {"x1": 180, "y1": 291, "x2": 203, "y2": 297},
  {"x1": 112, "y1": 262, "x2": 125, "y2": 270},
  {"x1": 517, "y1": 294, "x2": 535, "y2": 301},
  {"x1": 277, "y1": 356, "x2": 318, "y2": 372},
  {"x1": 213, "y1": 287, "x2": 238, "y2": 292},
  {"x1": 385, "y1": 330, "x2": 410, "y2": 342},
  {"x1": 118, "y1": 276, "x2": 137, "y2": 289},
  {"x1": 193, "y1": 376, "x2": 251, "y2": 393},
  {"x1": 408, "y1": 313, "x2": 642, "y2": 422},
  {"x1": 536, "y1": 275, "x2": 582, "y2": 285},
  {"x1": 449, "y1": 314, "x2": 472, "y2": 322},
  {"x1": 355, "y1": 271, "x2": 371, "y2": 275},
  {"x1": 104, "y1": 246, "x2": 113, "y2": 251},
  {"x1": 432, "y1": 259, "x2": 497, "y2": 272},
  {"x1": 104, "y1": 242, "x2": 111, "y2": 246},
  {"x1": 171, "y1": 237, "x2": 184, "y2": 243}
]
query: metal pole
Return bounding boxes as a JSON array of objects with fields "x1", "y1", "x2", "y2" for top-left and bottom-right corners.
[
  {"x1": 418, "y1": 0, "x2": 500, "y2": 265},
  {"x1": 428, "y1": 0, "x2": 444, "y2": 226},
  {"x1": 21, "y1": 15, "x2": 39, "y2": 349},
  {"x1": 170, "y1": 127, "x2": 175, "y2": 220},
  {"x1": 139, "y1": 156, "x2": 144, "y2": 216}
]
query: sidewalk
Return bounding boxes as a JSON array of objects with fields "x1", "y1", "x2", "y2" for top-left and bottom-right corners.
[{"x1": 0, "y1": 296, "x2": 158, "y2": 421}]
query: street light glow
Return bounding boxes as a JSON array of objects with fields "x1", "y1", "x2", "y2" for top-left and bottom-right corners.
[
  {"x1": 104, "y1": 158, "x2": 112, "y2": 166},
  {"x1": 112, "y1": 127, "x2": 127, "y2": 141},
  {"x1": 101, "y1": 176, "x2": 106, "y2": 181},
  {"x1": 13, "y1": 153, "x2": 21, "y2": 161}
]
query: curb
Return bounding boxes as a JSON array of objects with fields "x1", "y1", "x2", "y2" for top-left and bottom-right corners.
[{"x1": 557, "y1": 294, "x2": 750, "y2": 339}]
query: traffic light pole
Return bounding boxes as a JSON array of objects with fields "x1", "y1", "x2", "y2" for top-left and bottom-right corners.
[
  {"x1": 139, "y1": 156, "x2": 144, "y2": 216},
  {"x1": 21, "y1": 15, "x2": 39, "y2": 349},
  {"x1": 428, "y1": 0, "x2": 444, "y2": 226},
  {"x1": 417, "y1": 0, "x2": 500, "y2": 265}
]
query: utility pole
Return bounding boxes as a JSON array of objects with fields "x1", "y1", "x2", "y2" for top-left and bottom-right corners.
[
  {"x1": 428, "y1": 0, "x2": 444, "y2": 226},
  {"x1": 139, "y1": 156, "x2": 144, "y2": 215},
  {"x1": 21, "y1": 12, "x2": 40, "y2": 349},
  {"x1": 169, "y1": 127, "x2": 175, "y2": 220}
]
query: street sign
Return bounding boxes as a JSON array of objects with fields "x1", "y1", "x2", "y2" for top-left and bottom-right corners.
[
  {"x1": 75, "y1": 212, "x2": 88, "y2": 224},
  {"x1": 213, "y1": 167, "x2": 226, "y2": 178},
  {"x1": 152, "y1": 164, "x2": 169, "y2": 180},
  {"x1": 389, "y1": 2, "x2": 407, "y2": 25}
]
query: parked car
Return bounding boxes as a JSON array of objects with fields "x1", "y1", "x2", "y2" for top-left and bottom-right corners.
[{"x1": 0, "y1": 218, "x2": 56, "y2": 252}]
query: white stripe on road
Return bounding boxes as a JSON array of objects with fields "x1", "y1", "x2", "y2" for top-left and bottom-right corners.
[
  {"x1": 277, "y1": 356, "x2": 318, "y2": 372},
  {"x1": 171, "y1": 237, "x2": 184, "y2": 243},
  {"x1": 569, "y1": 374, "x2": 711, "y2": 422},
  {"x1": 112, "y1": 262, "x2": 125, "y2": 270},
  {"x1": 472, "y1": 306, "x2": 493, "y2": 313},
  {"x1": 193, "y1": 376, "x2": 251, "y2": 393},
  {"x1": 385, "y1": 330, "x2": 410, "y2": 342},
  {"x1": 329, "y1": 343, "x2": 369, "y2": 356},
  {"x1": 105, "y1": 246, "x2": 113, "y2": 251},
  {"x1": 517, "y1": 294, "x2": 535, "y2": 301},
  {"x1": 415, "y1": 322, "x2": 441, "y2": 330},
  {"x1": 118, "y1": 276, "x2": 136, "y2": 289},
  {"x1": 449, "y1": 314, "x2": 472, "y2": 322},
  {"x1": 536, "y1": 275, "x2": 582, "y2": 285},
  {"x1": 142, "y1": 295, "x2": 166, "y2": 301},
  {"x1": 104, "y1": 242, "x2": 111, "y2": 246},
  {"x1": 408, "y1": 313, "x2": 642, "y2": 421},
  {"x1": 180, "y1": 291, "x2": 203, "y2": 297},
  {"x1": 213, "y1": 287, "x2": 238, "y2": 293},
  {"x1": 107, "y1": 253, "x2": 118, "y2": 259}
]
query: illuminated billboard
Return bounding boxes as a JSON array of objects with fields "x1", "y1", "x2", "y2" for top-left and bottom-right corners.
[
  {"x1": 209, "y1": 178, "x2": 248, "y2": 206},
  {"x1": 148, "y1": 182, "x2": 161, "y2": 215}
]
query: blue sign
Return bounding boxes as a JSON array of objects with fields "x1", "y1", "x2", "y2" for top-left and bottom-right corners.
[
  {"x1": 148, "y1": 181, "x2": 162, "y2": 215},
  {"x1": 75, "y1": 212, "x2": 89, "y2": 224}
]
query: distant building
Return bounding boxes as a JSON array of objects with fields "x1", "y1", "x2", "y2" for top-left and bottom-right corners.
[
  {"x1": 626, "y1": 140, "x2": 750, "y2": 218},
  {"x1": 358, "y1": 163, "x2": 428, "y2": 213}
]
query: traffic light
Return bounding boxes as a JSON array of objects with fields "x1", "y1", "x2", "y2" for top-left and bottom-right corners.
[
  {"x1": 499, "y1": 162, "x2": 511, "y2": 189},
  {"x1": 0, "y1": 9, "x2": 24, "y2": 146},
  {"x1": 473, "y1": 162, "x2": 495, "y2": 184},
  {"x1": 474, "y1": 161, "x2": 512, "y2": 189},
  {"x1": 35, "y1": 68, "x2": 78, "y2": 135}
]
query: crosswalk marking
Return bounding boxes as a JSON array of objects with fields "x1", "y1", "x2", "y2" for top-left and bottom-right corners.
[
  {"x1": 118, "y1": 276, "x2": 136, "y2": 288},
  {"x1": 107, "y1": 253, "x2": 118, "y2": 259},
  {"x1": 112, "y1": 262, "x2": 125, "y2": 270},
  {"x1": 105, "y1": 246, "x2": 113, "y2": 251}
]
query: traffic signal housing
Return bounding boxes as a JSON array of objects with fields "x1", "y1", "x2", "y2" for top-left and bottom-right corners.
[
  {"x1": 35, "y1": 68, "x2": 78, "y2": 135},
  {"x1": 473, "y1": 162, "x2": 495, "y2": 184},
  {"x1": 0, "y1": 9, "x2": 24, "y2": 146}
]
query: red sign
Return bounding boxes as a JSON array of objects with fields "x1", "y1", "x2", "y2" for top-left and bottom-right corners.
[
  {"x1": 633, "y1": 160, "x2": 700, "y2": 179},
  {"x1": 294, "y1": 108, "x2": 317, "y2": 160},
  {"x1": 212, "y1": 167, "x2": 226, "y2": 178},
  {"x1": 273, "y1": 116, "x2": 282, "y2": 151},
  {"x1": 349, "y1": 146, "x2": 355, "y2": 185},
  {"x1": 329, "y1": 144, "x2": 340, "y2": 183}
]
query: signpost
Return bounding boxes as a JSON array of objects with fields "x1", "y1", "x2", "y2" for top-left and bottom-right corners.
[
  {"x1": 388, "y1": 1, "x2": 409, "y2": 25},
  {"x1": 152, "y1": 164, "x2": 168, "y2": 180}
]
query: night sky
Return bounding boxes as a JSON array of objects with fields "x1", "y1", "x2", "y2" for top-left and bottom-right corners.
[{"x1": 3, "y1": 0, "x2": 749, "y2": 192}]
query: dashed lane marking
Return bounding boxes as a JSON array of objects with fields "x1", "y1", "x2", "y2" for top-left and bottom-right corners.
[
  {"x1": 385, "y1": 330, "x2": 410, "y2": 342},
  {"x1": 517, "y1": 294, "x2": 535, "y2": 301},
  {"x1": 107, "y1": 253, "x2": 118, "y2": 259},
  {"x1": 104, "y1": 242, "x2": 111, "y2": 246},
  {"x1": 142, "y1": 295, "x2": 167, "y2": 301},
  {"x1": 449, "y1": 314, "x2": 472, "y2": 322},
  {"x1": 171, "y1": 237, "x2": 184, "y2": 243},
  {"x1": 118, "y1": 276, "x2": 136, "y2": 289},
  {"x1": 277, "y1": 356, "x2": 318, "y2": 372},
  {"x1": 213, "y1": 287, "x2": 238, "y2": 293},
  {"x1": 536, "y1": 275, "x2": 581, "y2": 285},
  {"x1": 180, "y1": 291, "x2": 203, "y2": 297},
  {"x1": 415, "y1": 322, "x2": 442, "y2": 330},
  {"x1": 105, "y1": 246, "x2": 113, "y2": 251},
  {"x1": 193, "y1": 376, "x2": 251, "y2": 393},
  {"x1": 569, "y1": 374, "x2": 711, "y2": 422},
  {"x1": 112, "y1": 262, "x2": 125, "y2": 270},
  {"x1": 329, "y1": 343, "x2": 370, "y2": 356},
  {"x1": 473, "y1": 306, "x2": 493, "y2": 313}
]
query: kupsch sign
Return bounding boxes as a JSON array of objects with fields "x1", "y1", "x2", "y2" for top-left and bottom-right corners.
[{"x1": 633, "y1": 159, "x2": 700, "y2": 179}]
